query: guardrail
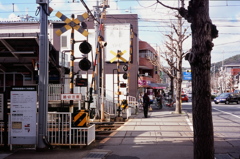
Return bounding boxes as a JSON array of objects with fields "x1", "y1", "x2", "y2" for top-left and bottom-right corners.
[
  {"x1": 0, "y1": 112, "x2": 95, "y2": 148},
  {"x1": 48, "y1": 84, "x2": 138, "y2": 118},
  {"x1": 47, "y1": 112, "x2": 95, "y2": 148},
  {"x1": 127, "y1": 96, "x2": 138, "y2": 115}
]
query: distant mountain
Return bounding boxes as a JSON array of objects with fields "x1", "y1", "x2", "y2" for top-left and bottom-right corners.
[{"x1": 212, "y1": 54, "x2": 240, "y2": 72}]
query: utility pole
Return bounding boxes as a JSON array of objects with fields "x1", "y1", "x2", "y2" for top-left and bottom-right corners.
[
  {"x1": 93, "y1": 1, "x2": 101, "y2": 119},
  {"x1": 93, "y1": 1, "x2": 109, "y2": 121},
  {"x1": 36, "y1": 0, "x2": 50, "y2": 149}
]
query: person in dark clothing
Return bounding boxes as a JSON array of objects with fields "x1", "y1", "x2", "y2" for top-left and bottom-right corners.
[{"x1": 143, "y1": 93, "x2": 150, "y2": 118}]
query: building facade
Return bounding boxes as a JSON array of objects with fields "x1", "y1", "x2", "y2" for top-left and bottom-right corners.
[{"x1": 0, "y1": 13, "x2": 166, "y2": 109}]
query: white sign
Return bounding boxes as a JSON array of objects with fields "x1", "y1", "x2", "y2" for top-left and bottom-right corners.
[
  {"x1": 61, "y1": 94, "x2": 82, "y2": 100},
  {"x1": 0, "y1": 94, "x2": 3, "y2": 120},
  {"x1": 104, "y1": 23, "x2": 131, "y2": 62},
  {"x1": 10, "y1": 89, "x2": 37, "y2": 144}
]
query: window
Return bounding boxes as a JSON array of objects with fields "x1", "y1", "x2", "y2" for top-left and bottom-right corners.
[{"x1": 61, "y1": 36, "x2": 67, "y2": 48}]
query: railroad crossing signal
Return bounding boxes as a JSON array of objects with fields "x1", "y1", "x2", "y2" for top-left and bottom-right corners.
[
  {"x1": 110, "y1": 50, "x2": 127, "y2": 63},
  {"x1": 122, "y1": 64, "x2": 128, "y2": 79},
  {"x1": 55, "y1": 11, "x2": 89, "y2": 36}
]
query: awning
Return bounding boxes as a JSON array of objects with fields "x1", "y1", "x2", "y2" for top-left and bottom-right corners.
[
  {"x1": 148, "y1": 83, "x2": 168, "y2": 89},
  {"x1": 138, "y1": 84, "x2": 150, "y2": 88},
  {"x1": 0, "y1": 33, "x2": 59, "y2": 73}
]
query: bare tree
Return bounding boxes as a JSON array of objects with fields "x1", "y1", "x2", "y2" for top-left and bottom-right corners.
[
  {"x1": 157, "y1": 0, "x2": 218, "y2": 159},
  {"x1": 159, "y1": 38, "x2": 176, "y2": 105},
  {"x1": 160, "y1": 24, "x2": 190, "y2": 113}
]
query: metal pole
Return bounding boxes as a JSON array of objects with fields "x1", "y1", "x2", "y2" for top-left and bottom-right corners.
[
  {"x1": 113, "y1": 69, "x2": 117, "y2": 112},
  {"x1": 95, "y1": 1, "x2": 100, "y2": 95},
  {"x1": 69, "y1": 14, "x2": 75, "y2": 113},
  {"x1": 37, "y1": 1, "x2": 49, "y2": 149},
  {"x1": 101, "y1": 46, "x2": 105, "y2": 121},
  {"x1": 117, "y1": 54, "x2": 121, "y2": 117}
]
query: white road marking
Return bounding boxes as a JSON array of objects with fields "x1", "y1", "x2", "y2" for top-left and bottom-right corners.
[{"x1": 213, "y1": 108, "x2": 240, "y2": 119}]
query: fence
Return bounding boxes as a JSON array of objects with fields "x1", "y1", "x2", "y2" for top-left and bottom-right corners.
[
  {"x1": 95, "y1": 96, "x2": 137, "y2": 120},
  {"x1": 0, "y1": 85, "x2": 137, "y2": 147},
  {"x1": 0, "y1": 112, "x2": 95, "y2": 148},
  {"x1": 48, "y1": 84, "x2": 138, "y2": 118},
  {"x1": 47, "y1": 112, "x2": 95, "y2": 148},
  {"x1": 48, "y1": 84, "x2": 62, "y2": 101}
]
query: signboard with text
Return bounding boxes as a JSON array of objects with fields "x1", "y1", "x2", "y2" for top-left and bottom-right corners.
[
  {"x1": 61, "y1": 94, "x2": 82, "y2": 100},
  {"x1": 183, "y1": 72, "x2": 192, "y2": 81},
  {"x1": 10, "y1": 86, "x2": 37, "y2": 145}
]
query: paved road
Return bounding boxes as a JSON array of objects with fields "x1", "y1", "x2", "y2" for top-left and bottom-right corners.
[{"x1": 182, "y1": 102, "x2": 240, "y2": 159}]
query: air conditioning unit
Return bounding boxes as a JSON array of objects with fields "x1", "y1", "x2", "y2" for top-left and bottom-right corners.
[{"x1": 36, "y1": 0, "x2": 48, "y2": 4}]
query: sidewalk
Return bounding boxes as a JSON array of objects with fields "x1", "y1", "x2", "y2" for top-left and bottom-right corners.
[
  {"x1": 98, "y1": 105, "x2": 194, "y2": 159},
  {"x1": 1, "y1": 105, "x2": 194, "y2": 159}
]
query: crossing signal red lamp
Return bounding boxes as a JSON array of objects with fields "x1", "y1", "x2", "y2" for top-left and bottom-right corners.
[
  {"x1": 78, "y1": 40, "x2": 92, "y2": 71},
  {"x1": 122, "y1": 64, "x2": 128, "y2": 79},
  {"x1": 79, "y1": 57, "x2": 91, "y2": 71},
  {"x1": 79, "y1": 40, "x2": 92, "y2": 54}
]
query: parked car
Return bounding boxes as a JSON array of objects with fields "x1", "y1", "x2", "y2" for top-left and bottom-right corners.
[
  {"x1": 234, "y1": 90, "x2": 240, "y2": 94},
  {"x1": 214, "y1": 93, "x2": 240, "y2": 104},
  {"x1": 186, "y1": 92, "x2": 192, "y2": 98},
  {"x1": 181, "y1": 94, "x2": 189, "y2": 102}
]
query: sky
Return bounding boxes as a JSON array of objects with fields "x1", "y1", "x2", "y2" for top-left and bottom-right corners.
[{"x1": 0, "y1": 0, "x2": 240, "y2": 67}]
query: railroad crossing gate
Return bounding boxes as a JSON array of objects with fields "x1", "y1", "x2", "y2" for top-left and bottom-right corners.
[
  {"x1": 55, "y1": 11, "x2": 89, "y2": 36},
  {"x1": 110, "y1": 50, "x2": 127, "y2": 63}
]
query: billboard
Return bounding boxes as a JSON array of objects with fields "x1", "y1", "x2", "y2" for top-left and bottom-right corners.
[{"x1": 104, "y1": 24, "x2": 131, "y2": 62}]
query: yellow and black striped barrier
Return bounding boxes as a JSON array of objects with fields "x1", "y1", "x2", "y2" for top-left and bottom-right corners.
[{"x1": 72, "y1": 110, "x2": 89, "y2": 127}]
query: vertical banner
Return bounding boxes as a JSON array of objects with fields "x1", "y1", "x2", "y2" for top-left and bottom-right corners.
[
  {"x1": 10, "y1": 86, "x2": 37, "y2": 144},
  {"x1": 0, "y1": 94, "x2": 3, "y2": 120}
]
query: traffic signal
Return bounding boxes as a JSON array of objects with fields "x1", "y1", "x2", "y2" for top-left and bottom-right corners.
[
  {"x1": 79, "y1": 40, "x2": 92, "y2": 54},
  {"x1": 186, "y1": 69, "x2": 191, "y2": 72},
  {"x1": 78, "y1": 40, "x2": 92, "y2": 71},
  {"x1": 122, "y1": 64, "x2": 128, "y2": 79},
  {"x1": 79, "y1": 57, "x2": 91, "y2": 71}
]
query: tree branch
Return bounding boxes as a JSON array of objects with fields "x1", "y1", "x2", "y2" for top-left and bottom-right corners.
[{"x1": 156, "y1": 0, "x2": 179, "y2": 11}]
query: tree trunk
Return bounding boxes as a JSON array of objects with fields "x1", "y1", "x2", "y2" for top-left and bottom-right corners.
[
  {"x1": 178, "y1": 0, "x2": 218, "y2": 158},
  {"x1": 175, "y1": 57, "x2": 183, "y2": 114},
  {"x1": 182, "y1": 0, "x2": 217, "y2": 158},
  {"x1": 170, "y1": 76, "x2": 174, "y2": 105}
]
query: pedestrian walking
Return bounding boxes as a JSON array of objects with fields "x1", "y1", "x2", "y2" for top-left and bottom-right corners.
[{"x1": 143, "y1": 93, "x2": 150, "y2": 118}]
